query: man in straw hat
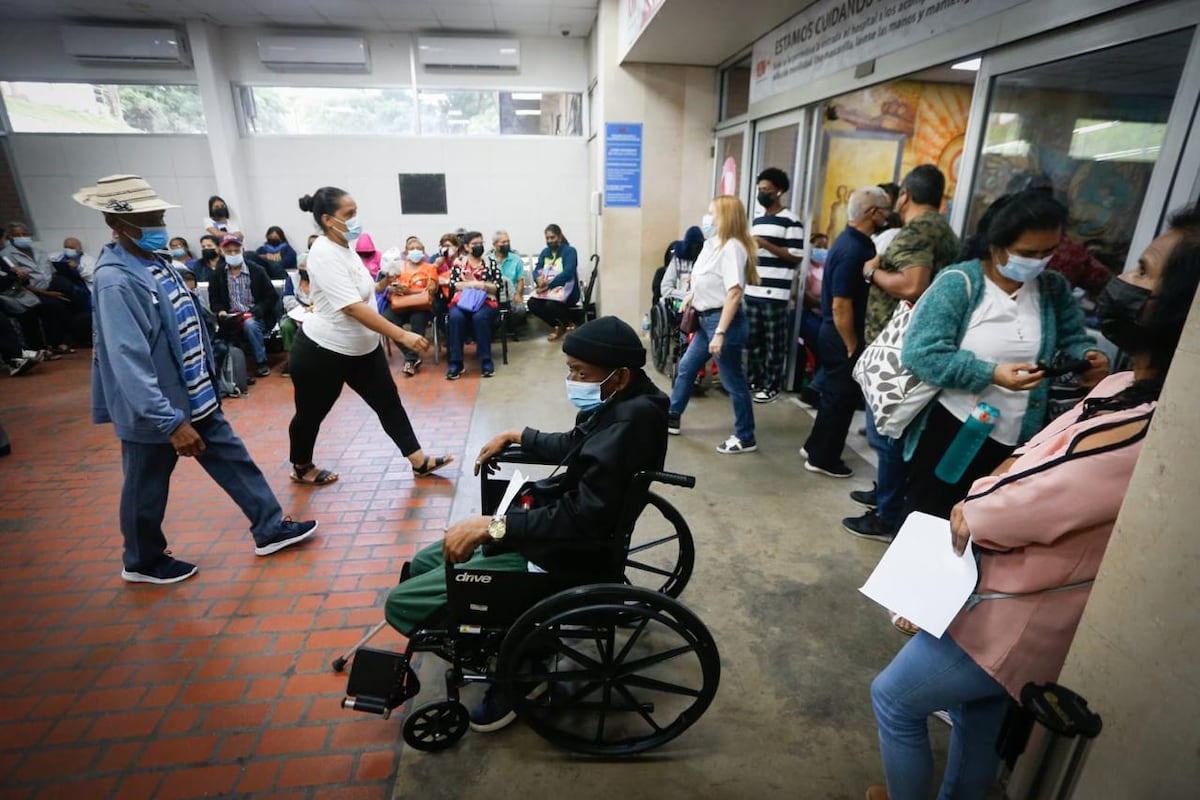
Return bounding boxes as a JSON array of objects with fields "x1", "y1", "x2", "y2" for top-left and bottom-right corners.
[{"x1": 77, "y1": 174, "x2": 317, "y2": 584}]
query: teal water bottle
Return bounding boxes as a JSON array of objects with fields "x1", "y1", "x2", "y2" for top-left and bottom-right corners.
[{"x1": 935, "y1": 402, "x2": 1001, "y2": 484}]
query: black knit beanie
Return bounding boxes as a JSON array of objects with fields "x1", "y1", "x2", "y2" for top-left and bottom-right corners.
[{"x1": 562, "y1": 315, "x2": 646, "y2": 368}]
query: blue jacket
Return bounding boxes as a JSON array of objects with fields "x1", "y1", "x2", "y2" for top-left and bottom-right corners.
[
  {"x1": 535, "y1": 244, "x2": 580, "y2": 304},
  {"x1": 901, "y1": 259, "x2": 1096, "y2": 459},
  {"x1": 92, "y1": 242, "x2": 218, "y2": 444}
]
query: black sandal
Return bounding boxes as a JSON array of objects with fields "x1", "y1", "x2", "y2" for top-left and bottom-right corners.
[
  {"x1": 290, "y1": 464, "x2": 339, "y2": 486},
  {"x1": 412, "y1": 455, "x2": 453, "y2": 477}
]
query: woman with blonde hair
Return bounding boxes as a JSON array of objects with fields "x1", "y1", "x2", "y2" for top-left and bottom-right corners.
[{"x1": 667, "y1": 195, "x2": 760, "y2": 453}]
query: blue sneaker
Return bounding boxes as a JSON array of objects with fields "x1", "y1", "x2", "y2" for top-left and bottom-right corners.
[
  {"x1": 469, "y1": 680, "x2": 548, "y2": 733},
  {"x1": 255, "y1": 518, "x2": 318, "y2": 556},
  {"x1": 122, "y1": 555, "x2": 198, "y2": 585}
]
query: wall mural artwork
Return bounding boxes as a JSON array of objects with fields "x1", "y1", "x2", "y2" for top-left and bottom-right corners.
[{"x1": 814, "y1": 79, "x2": 973, "y2": 235}]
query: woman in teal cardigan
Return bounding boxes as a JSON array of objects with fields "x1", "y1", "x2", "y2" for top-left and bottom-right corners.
[{"x1": 900, "y1": 191, "x2": 1109, "y2": 519}]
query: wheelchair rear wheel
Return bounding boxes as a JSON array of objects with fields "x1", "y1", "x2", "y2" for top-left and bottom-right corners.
[
  {"x1": 624, "y1": 492, "x2": 694, "y2": 598},
  {"x1": 649, "y1": 303, "x2": 673, "y2": 375},
  {"x1": 402, "y1": 699, "x2": 470, "y2": 752},
  {"x1": 497, "y1": 584, "x2": 720, "y2": 756}
]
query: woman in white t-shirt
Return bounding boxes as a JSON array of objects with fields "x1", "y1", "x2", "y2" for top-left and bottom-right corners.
[
  {"x1": 667, "y1": 195, "x2": 761, "y2": 454},
  {"x1": 204, "y1": 195, "x2": 243, "y2": 241},
  {"x1": 286, "y1": 186, "x2": 454, "y2": 485}
]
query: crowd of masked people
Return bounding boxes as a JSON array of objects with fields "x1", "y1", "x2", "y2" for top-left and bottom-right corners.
[
  {"x1": 1, "y1": 190, "x2": 582, "y2": 388},
  {"x1": 653, "y1": 163, "x2": 1199, "y2": 799}
]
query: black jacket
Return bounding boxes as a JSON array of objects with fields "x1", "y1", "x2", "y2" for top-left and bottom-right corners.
[
  {"x1": 485, "y1": 370, "x2": 669, "y2": 576},
  {"x1": 207, "y1": 261, "x2": 279, "y2": 329}
]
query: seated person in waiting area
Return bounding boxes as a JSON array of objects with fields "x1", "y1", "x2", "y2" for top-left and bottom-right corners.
[
  {"x1": 207, "y1": 235, "x2": 279, "y2": 378},
  {"x1": 380, "y1": 244, "x2": 438, "y2": 377},
  {"x1": 384, "y1": 315, "x2": 668, "y2": 731}
]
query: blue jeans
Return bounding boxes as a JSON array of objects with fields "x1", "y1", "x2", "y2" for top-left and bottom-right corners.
[
  {"x1": 865, "y1": 405, "x2": 907, "y2": 531},
  {"x1": 447, "y1": 304, "x2": 496, "y2": 369},
  {"x1": 871, "y1": 631, "x2": 1010, "y2": 800},
  {"x1": 669, "y1": 308, "x2": 754, "y2": 443},
  {"x1": 119, "y1": 411, "x2": 283, "y2": 570},
  {"x1": 242, "y1": 317, "x2": 267, "y2": 364}
]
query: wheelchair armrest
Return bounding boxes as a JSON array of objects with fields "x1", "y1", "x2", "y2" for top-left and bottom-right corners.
[
  {"x1": 634, "y1": 470, "x2": 696, "y2": 489},
  {"x1": 481, "y1": 445, "x2": 549, "y2": 470}
]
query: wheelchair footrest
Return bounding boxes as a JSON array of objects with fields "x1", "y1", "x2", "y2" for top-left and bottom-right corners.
[{"x1": 342, "y1": 647, "x2": 420, "y2": 719}]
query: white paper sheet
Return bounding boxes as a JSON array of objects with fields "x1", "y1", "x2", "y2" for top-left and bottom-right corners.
[
  {"x1": 286, "y1": 305, "x2": 308, "y2": 322},
  {"x1": 495, "y1": 469, "x2": 528, "y2": 516},
  {"x1": 859, "y1": 512, "x2": 978, "y2": 639}
]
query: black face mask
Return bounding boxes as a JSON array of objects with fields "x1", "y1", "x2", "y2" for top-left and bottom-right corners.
[
  {"x1": 1096, "y1": 276, "x2": 1156, "y2": 353},
  {"x1": 267, "y1": 237, "x2": 281, "y2": 246},
  {"x1": 201, "y1": 248, "x2": 217, "y2": 259},
  {"x1": 757, "y1": 191, "x2": 777, "y2": 209},
  {"x1": 212, "y1": 207, "x2": 227, "y2": 218},
  {"x1": 497, "y1": 245, "x2": 510, "y2": 256},
  {"x1": 470, "y1": 244, "x2": 485, "y2": 258}
]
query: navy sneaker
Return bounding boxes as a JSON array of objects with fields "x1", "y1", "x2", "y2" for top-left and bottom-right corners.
[
  {"x1": 481, "y1": 361, "x2": 495, "y2": 378},
  {"x1": 255, "y1": 518, "x2": 318, "y2": 556},
  {"x1": 469, "y1": 680, "x2": 548, "y2": 733},
  {"x1": 842, "y1": 510, "x2": 895, "y2": 543},
  {"x1": 667, "y1": 413, "x2": 681, "y2": 435},
  {"x1": 446, "y1": 365, "x2": 463, "y2": 381},
  {"x1": 850, "y1": 485, "x2": 878, "y2": 509},
  {"x1": 122, "y1": 556, "x2": 198, "y2": 585}
]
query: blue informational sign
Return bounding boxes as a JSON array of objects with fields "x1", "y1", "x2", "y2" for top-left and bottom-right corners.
[{"x1": 604, "y1": 123, "x2": 643, "y2": 208}]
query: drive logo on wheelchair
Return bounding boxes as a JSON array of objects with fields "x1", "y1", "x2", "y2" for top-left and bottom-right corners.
[{"x1": 454, "y1": 572, "x2": 492, "y2": 584}]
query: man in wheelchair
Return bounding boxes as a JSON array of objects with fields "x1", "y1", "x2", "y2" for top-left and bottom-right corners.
[{"x1": 383, "y1": 315, "x2": 669, "y2": 732}]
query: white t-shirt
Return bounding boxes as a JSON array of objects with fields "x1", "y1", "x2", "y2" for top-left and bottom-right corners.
[
  {"x1": 302, "y1": 235, "x2": 380, "y2": 356},
  {"x1": 689, "y1": 237, "x2": 748, "y2": 312},
  {"x1": 939, "y1": 278, "x2": 1043, "y2": 446},
  {"x1": 872, "y1": 227, "x2": 902, "y2": 257},
  {"x1": 204, "y1": 216, "x2": 241, "y2": 237}
]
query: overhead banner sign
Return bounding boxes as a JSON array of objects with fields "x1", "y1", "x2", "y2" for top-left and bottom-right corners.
[
  {"x1": 604, "y1": 123, "x2": 643, "y2": 208},
  {"x1": 749, "y1": 0, "x2": 1025, "y2": 104}
]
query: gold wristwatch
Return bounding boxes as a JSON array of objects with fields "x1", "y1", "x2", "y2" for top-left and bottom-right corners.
[{"x1": 488, "y1": 516, "x2": 507, "y2": 541}]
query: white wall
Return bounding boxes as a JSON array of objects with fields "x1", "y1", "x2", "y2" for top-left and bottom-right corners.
[
  {"x1": 7, "y1": 134, "x2": 215, "y2": 255},
  {"x1": 239, "y1": 135, "x2": 587, "y2": 258},
  {"x1": 0, "y1": 20, "x2": 589, "y2": 260}
]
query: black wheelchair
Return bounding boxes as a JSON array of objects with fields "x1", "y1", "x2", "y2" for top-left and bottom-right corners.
[
  {"x1": 649, "y1": 297, "x2": 715, "y2": 392},
  {"x1": 334, "y1": 447, "x2": 719, "y2": 756}
]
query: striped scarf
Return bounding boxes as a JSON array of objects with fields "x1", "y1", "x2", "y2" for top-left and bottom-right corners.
[{"x1": 147, "y1": 259, "x2": 219, "y2": 423}]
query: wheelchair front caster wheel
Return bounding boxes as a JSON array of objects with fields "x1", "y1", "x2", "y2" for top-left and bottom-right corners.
[
  {"x1": 332, "y1": 656, "x2": 348, "y2": 673},
  {"x1": 402, "y1": 700, "x2": 470, "y2": 752}
]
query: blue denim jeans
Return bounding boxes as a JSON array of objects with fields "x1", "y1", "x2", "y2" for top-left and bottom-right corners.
[
  {"x1": 871, "y1": 631, "x2": 1010, "y2": 800},
  {"x1": 241, "y1": 317, "x2": 267, "y2": 364},
  {"x1": 119, "y1": 411, "x2": 283, "y2": 571},
  {"x1": 669, "y1": 308, "x2": 754, "y2": 443},
  {"x1": 865, "y1": 405, "x2": 907, "y2": 531},
  {"x1": 447, "y1": 304, "x2": 496, "y2": 369}
]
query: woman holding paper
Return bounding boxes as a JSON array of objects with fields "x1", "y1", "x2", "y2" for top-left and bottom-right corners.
[{"x1": 866, "y1": 204, "x2": 1200, "y2": 800}]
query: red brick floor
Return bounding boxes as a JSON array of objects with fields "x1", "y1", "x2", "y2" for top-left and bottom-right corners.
[{"x1": 0, "y1": 350, "x2": 479, "y2": 799}]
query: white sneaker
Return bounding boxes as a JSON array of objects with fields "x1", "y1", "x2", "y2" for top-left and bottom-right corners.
[
  {"x1": 716, "y1": 435, "x2": 757, "y2": 454},
  {"x1": 7, "y1": 358, "x2": 35, "y2": 377},
  {"x1": 752, "y1": 389, "x2": 778, "y2": 404},
  {"x1": 21, "y1": 349, "x2": 43, "y2": 361}
]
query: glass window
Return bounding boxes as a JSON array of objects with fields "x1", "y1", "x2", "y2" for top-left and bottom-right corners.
[
  {"x1": 754, "y1": 124, "x2": 799, "y2": 212},
  {"x1": 419, "y1": 90, "x2": 497, "y2": 135},
  {"x1": 0, "y1": 81, "x2": 205, "y2": 134},
  {"x1": 966, "y1": 29, "x2": 1192, "y2": 268},
  {"x1": 500, "y1": 91, "x2": 583, "y2": 136},
  {"x1": 243, "y1": 86, "x2": 416, "y2": 135},
  {"x1": 715, "y1": 131, "x2": 744, "y2": 197},
  {"x1": 720, "y1": 56, "x2": 751, "y2": 121}
]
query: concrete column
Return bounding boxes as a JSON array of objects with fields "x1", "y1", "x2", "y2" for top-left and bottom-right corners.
[
  {"x1": 186, "y1": 21, "x2": 253, "y2": 236},
  {"x1": 592, "y1": 0, "x2": 715, "y2": 326},
  {"x1": 1034, "y1": 289, "x2": 1200, "y2": 796}
]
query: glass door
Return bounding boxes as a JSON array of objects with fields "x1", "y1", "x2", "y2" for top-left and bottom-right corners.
[
  {"x1": 713, "y1": 126, "x2": 749, "y2": 201},
  {"x1": 954, "y1": 6, "x2": 1200, "y2": 273}
]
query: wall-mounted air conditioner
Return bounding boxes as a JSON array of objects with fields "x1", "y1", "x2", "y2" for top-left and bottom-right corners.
[
  {"x1": 257, "y1": 34, "x2": 370, "y2": 73},
  {"x1": 61, "y1": 25, "x2": 190, "y2": 66},
  {"x1": 417, "y1": 36, "x2": 520, "y2": 72}
]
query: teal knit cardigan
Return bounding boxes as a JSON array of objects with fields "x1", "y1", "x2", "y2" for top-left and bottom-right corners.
[{"x1": 900, "y1": 258, "x2": 1097, "y2": 460}]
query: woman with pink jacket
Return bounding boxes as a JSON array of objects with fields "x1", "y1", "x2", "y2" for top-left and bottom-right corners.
[{"x1": 866, "y1": 203, "x2": 1200, "y2": 800}]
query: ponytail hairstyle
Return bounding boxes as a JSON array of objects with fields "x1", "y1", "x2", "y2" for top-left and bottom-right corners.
[
  {"x1": 711, "y1": 195, "x2": 759, "y2": 285},
  {"x1": 545, "y1": 223, "x2": 569, "y2": 247},
  {"x1": 298, "y1": 187, "x2": 349, "y2": 233}
]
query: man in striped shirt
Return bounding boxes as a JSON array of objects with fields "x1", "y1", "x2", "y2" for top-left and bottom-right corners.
[
  {"x1": 747, "y1": 168, "x2": 805, "y2": 403},
  {"x1": 77, "y1": 174, "x2": 317, "y2": 585}
]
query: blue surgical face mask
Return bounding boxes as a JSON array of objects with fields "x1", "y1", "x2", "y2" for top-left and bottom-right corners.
[
  {"x1": 811, "y1": 248, "x2": 829, "y2": 263},
  {"x1": 170, "y1": 248, "x2": 186, "y2": 259},
  {"x1": 225, "y1": 253, "x2": 245, "y2": 268},
  {"x1": 63, "y1": 247, "x2": 80, "y2": 258},
  {"x1": 334, "y1": 216, "x2": 362, "y2": 242},
  {"x1": 997, "y1": 251, "x2": 1051, "y2": 283},
  {"x1": 12, "y1": 236, "x2": 32, "y2": 249},
  {"x1": 565, "y1": 369, "x2": 617, "y2": 412},
  {"x1": 120, "y1": 221, "x2": 170, "y2": 253},
  {"x1": 407, "y1": 249, "x2": 425, "y2": 263},
  {"x1": 700, "y1": 214, "x2": 717, "y2": 238}
]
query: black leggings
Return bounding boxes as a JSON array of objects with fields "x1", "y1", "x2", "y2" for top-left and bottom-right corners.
[
  {"x1": 528, "y1": 297, "x2": 574, "y2": 328},
  {"x1": 903, "y1": 402, "x2": 1016, "y2": 520},
  {"x1": 287, "y1": 329, "x2": 422, "y2": 465}
]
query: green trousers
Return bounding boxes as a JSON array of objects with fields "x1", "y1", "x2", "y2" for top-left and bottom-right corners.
[
  {"x1": 280, "y1": 317, "x2": 298, "y2": 352},
  {"x1": 384, "y1": 540, "x2": 528, "y2": 635}
]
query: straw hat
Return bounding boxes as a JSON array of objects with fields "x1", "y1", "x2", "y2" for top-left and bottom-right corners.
[{"x1": 73, "y1": 174, "x2": 179, "y2": 214}]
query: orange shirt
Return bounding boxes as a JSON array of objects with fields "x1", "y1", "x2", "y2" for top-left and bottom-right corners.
[{"x1": 392, "y1": 261, "x2": 438, "y2": 295}]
